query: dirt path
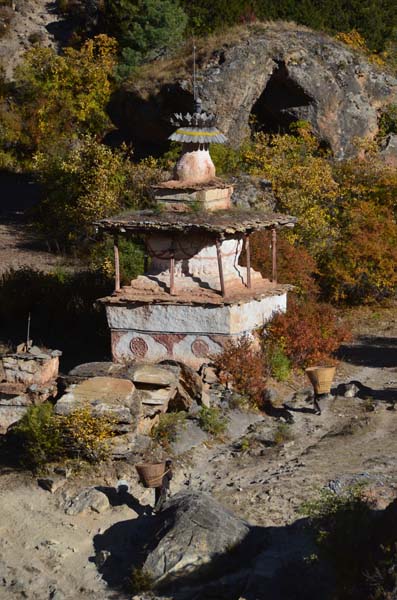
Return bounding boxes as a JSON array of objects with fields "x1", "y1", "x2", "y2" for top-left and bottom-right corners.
[{"x1": 0, "y1": 219, "x2": 72, "y2": 273}]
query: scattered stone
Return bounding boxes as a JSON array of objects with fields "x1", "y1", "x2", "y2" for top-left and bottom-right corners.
[
  {"x1": 140, "y1": 387, "x2": 174, "y2": 406},
  {"x1": 343, "y1": 383, "x2": 360, "y2": 398},
  {"x1": 169, "y1": 383, "x2": 194, "y2": 411},
  {"x1": 38, "y1": 477, "x2": 66, "y2": 494},
  {"x1": 201, "y1": 365, "x2": 219, "y2": 385},
  {"x1": 0, "y1": 403, "x2": 29, "y2": 434},
  {"x1": 64, "y1": 488, "x2": 110, "y2": 516},
  {"x1": 54, "y1": 466, "x2": 72, "y2": 479},
  {"x1": 230, "y1": 175, "x2": 276, "y2": 210},
  {"x1": 200, "y1": 384, "x2": 211, "y2": 408},
  {"x1": 95, "y1": 549, "x2": 111, "y2": 568}
]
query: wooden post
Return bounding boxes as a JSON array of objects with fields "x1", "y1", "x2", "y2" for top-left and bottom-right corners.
[
  {"x1": 169, "y1": 255, "x2": 175, "y2": 295},
  {"x1": 114, "y1": 236, "x2": 120, "y2": 292},
  {"x1": 271, "y1": 228, "x2": 277, "y2": 283},
  {"x1": 245, "y1": 234, "x2": 252, "y2": 289},
  {"x1": 216, "y1": 239, "x2": 226, "y2": 298}
]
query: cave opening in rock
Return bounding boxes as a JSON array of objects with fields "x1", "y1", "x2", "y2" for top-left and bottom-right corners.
[{"x1": 250, "y1": 61, "x2": 314, "y2": 135}]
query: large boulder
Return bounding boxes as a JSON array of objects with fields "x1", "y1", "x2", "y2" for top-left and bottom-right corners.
[
  {"x1": 143, "y1": 491, "x2": 251, "y2": 585},
  {"x1": 112, "y1": 22, "x2": 397, "y2": 159}
]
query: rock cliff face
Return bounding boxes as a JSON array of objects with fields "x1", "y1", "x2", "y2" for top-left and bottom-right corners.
[{"x1": 115, "y1": 23, "x2": 397, "y2": 159}]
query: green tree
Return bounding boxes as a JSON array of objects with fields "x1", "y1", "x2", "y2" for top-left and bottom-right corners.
[
  {"x1": 32, "y1": 137, "x2": 162, "y2": 247},
  {"x1": 33, "y1": 136, "x2": 129, "y2": 246},
  {"x1": 104, "y1": 0, "x2": 187, "y2": 76}
]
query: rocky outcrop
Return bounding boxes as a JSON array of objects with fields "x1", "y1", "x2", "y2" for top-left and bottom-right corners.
[
  {"x1": 53, "y1": 362, "x2": 207, "y2": 455},
  {"x1": 115, "y1": 22, "x2": 397, "y2": 159},
  {"x1": 55, "y1": 376, "x2": 139, "y2": 434},
  {"x1": 380, "y1": 133, "x2": 397, "y2": 167}
]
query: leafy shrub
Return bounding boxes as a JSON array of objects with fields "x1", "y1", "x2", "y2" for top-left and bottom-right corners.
[
  {"x1": 273, "y1": 422, "x2": 293, "y2": 444},
  {"x1": 267, "y1": 345, "x2": 291, "y2": 381},
  {"x1": 242, "y1": 127, "x2": 339, "y2": 257},
  {"x1": 151, "y1": 412, "x2": 187, "y2": 448},
  {"x1": 13, "y1": 404, "x2": 115, "y2": 468},
  {"x1": 33, "y1": 137, "x2": 130, "y2": 246},
  {"x1": 198, "y1": 406, "x2": 228, "y2": 436},
  {"x1": 126, "y1": 567, "x2": 153, "y2": 594},
  {"x1": 335, "y1": 29, "x2": 385, "y2": 66},
  {"x1": 319, "y1": 201, "x2": 397, "y2": 304},
  {"x1": 212, "y1": 335, "x2": 268, "y2": 408},
  {"x1": 32, "y1": 138, "x2": 162, "y2": 247},
  {"x1": 14, "y1": 35, "x2": 117, "y2": 152},
  {"x1": 300, "y1": 485, "x2": 373, "y2": 596},
  {"x1": 182, "y1": 1, "x2": 397, "y2": 53},
  {"x1": 13, "y1": 403, "x2": 62, "y2": 469},
  {"x1": 59, "y1": 407, "x2": 115, "y2": 461},
  {"x1": 89, "y1": 237, "x2": 145, "y2": 284},
  {"x1": 211, "y1": 141, "x2": 248, "y2": 175},
  {"x1": 267, "y1": 298, "x2": 351, "y2": 369}
]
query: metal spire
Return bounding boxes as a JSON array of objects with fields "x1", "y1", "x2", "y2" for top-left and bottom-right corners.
[{"x1": 193, "y1": 39, "x2": 197, "y2": 102}]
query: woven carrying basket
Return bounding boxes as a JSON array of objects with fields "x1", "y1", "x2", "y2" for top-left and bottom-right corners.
[
  {"x1": 136, "y1": 462, "x2": 166, "y2": 488},
  {"x1": 305, "y1": 366, "x2": 336, "y2": 395}
]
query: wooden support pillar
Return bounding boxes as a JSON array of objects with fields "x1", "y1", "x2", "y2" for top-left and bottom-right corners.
[
  {"x1": 114, "y1": 236, "x2": 120, "y2": 292},
  {"x1": 216, "y1": 239, "x2": 226, "y2": 298},
  {"x1": 271, "y1": 227, "x2": 277, "y2": 283},
  {"x1": 169, "y1": 255, "x2": 175, "y2": 295},
  {"x1": 245, "y1": 234, "x2": 252, "y2": 289}
]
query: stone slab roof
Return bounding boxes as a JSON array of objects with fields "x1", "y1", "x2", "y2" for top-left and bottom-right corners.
[{"x1": 95, "y1": 209, "x2": 296, "y2": 237}]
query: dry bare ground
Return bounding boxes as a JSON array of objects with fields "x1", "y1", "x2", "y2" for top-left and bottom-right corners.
[
  {"x1": 0, "y1": 0, "x2": 62, "y2": 79},
  {"x1": 0, "y1": 173, "x2": 80, "y2": 274}
]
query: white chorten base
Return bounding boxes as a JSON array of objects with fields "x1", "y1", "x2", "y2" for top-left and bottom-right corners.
[{"x1": 107, "y1": 291, "x2": 287, "y2": 369}]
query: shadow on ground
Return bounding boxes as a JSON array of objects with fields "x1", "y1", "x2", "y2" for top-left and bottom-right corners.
[
  {"x1": 339, "y1": 336, "x2": 397, "y2": 368},
  {"x1": 92, "y1": 513, "x2": 331, "y2": 600}
]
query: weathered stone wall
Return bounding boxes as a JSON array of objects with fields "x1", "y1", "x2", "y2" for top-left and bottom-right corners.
[{"x1": 1, "y1": 349, "x2": 61, "y2": 386}]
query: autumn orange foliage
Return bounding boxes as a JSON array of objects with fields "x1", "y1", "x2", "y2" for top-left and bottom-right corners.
[
  {"x1": 267, "y1": 298, "x2": 352, "y2": 368},
  {"x1": 247, "y1": 231, "x2": 319, "y2": 297},
  {"x1": 212, "y1": 336, "x2": 268, "y2": 408}
]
